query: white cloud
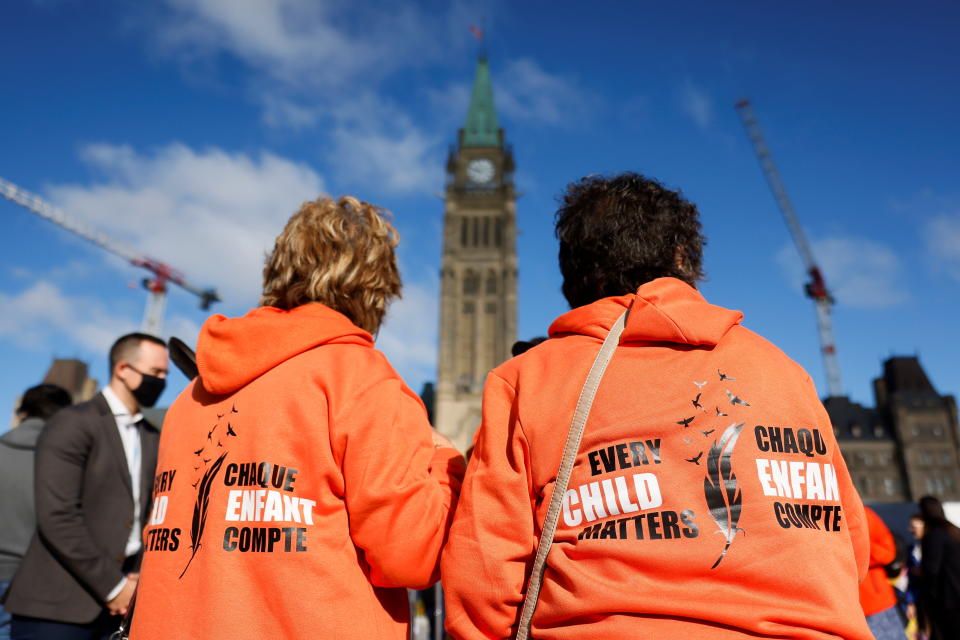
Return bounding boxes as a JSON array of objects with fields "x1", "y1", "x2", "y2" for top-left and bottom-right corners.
[
  {"x1": 260, "y1": 95, "x2": 320, "y2": 130},
  {"x1": 0, "y1": 278, "x2": 213, "y2": 395},
  {"x1": 155, "y1": 0, "x2": 433, "y2": 89},
  {"x1": 50, "y1": 142, "x2": 325, "y2": 307},
  {"x1": 776, "y1": 235, "x2": 908, "y2": 308},
  {"x1": 141, "y1": 2, "x2": 586, "y2": 194},
  {"x1": 164, "y1": 314, "x2": 203, "y2": 351},
  {"x1": 924, "y1": 212, "x2": 960, "y2": 281},
  {"x1": 0, "y1": 281, "x2": 134, "y2": 352},
  {"x1": 426, "y1": 82, "x2": 473, "y2": 129},
  {"x1": 496, "y1": 58, "x2": 591, "y2": 126},
  {"x1": 328, "y1": 95, "x2": 441, "y2": 193},
  {"x1": 24, "y1": 142, "x2": 438, "y2": 386},
  {"x1": 679, "y1": 80, "x2": 713, "y2": 129}
]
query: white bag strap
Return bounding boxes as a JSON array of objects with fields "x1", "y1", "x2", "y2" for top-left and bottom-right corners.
[{"x1": 515, "y1": 309, "x2": 628, "y2": 640}]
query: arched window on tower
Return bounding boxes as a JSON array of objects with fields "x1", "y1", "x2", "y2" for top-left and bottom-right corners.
[
  {"x1": 482, "y1": 218, "x2": 490, "y2": 247},
  {"x1": 460, "y1": 218, "x2": 468, "y2": 248},
  {"x1": 472, "y1": 218, "x2": 480, "y2": 247},
  {"x1": 485, "y1": 270, "x2": 497, "y2": 295},
  {"x1": 463, "y1": 270, "x2": 480, "y2": 295},
  {"x1": 494, "y1": 218, "x2": 503, "y2": 247}
]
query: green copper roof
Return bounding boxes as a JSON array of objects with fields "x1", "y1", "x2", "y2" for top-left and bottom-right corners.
[{"x1": 463, "y1": 58, "x2": 500, "y2": 147}]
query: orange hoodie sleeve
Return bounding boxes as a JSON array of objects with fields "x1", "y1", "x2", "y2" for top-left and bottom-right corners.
[
  {"x1": 333, "y1": 375, "x2": 465, "y2": 590},
  {"x1": 442, "y1": 372, "x2": 533, "y2": 640}
]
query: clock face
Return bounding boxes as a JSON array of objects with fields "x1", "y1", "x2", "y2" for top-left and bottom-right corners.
[{"x1": 466, "y1": 158, "x2": 495, "y2": 184}]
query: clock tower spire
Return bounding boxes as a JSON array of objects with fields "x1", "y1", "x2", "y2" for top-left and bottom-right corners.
[{"x1": 435, "y1": 57, "x2": 518, "y2": 451}]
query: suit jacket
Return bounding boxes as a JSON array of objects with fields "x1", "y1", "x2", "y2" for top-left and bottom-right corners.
[{"x1": 3, "y1": 393, "x2": 160, "y2": 624}]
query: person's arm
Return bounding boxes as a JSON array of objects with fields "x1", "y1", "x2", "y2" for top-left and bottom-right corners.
[
  {"x1": 442, "y1": 372, "x2": 533, "y2": 640},
  {"x1": 34, "y1": 410, "x2": 126, "y2": 601},
  {"x1": 866, "y1": 508, "x2": 897, "y2": 568},
  {"x1": 333, "y1": 375, "x2": 465, "y2": 590}
]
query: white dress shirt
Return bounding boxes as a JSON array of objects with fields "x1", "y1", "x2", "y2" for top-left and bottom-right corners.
[{"x1": 101, "y1": 386, "x2": 143, "y2": 600}]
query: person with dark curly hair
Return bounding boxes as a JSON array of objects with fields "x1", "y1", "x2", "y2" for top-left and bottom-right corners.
[{"x1": 442, "y1": 172, "x2": 872, "y2": 639}]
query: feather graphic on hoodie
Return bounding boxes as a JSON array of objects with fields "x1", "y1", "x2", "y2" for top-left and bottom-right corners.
[
  {"x1": 180, "y1": 451, "x2": 228, "y2": 579},
  {"x1": 704, "y1": 422, "x2": 745, "y2": 569}
]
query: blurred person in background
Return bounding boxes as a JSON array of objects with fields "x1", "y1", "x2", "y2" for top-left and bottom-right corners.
[
  {"x1": 858, "y1": 506, "x2": 907, "y2": 639},
  {"x1": 0, "y1": 384, "x2": 72, "y2": 640},
  {"x1": 131, "y1": 196, "x2": 465, "y2": 640},
  {"x1": 918, "y1": 496, "x2": 960, "y2": 640},
  {"x1": 442, "y1": 173, "x2": 872, "y2": 639},
  {"x1": 4, "y1": 333, "x2": 167, "y2": 640},
  {"x1": 905, "y1": 514, "x2": 929, "y2": 640}
]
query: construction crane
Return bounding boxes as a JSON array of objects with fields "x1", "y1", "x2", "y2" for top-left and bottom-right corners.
[
  {"x1": 734, "y1": 99, "x2": 843, "y2": 398},
  {"x1": 1, "y1": 176, "x2": 220, "y2": 335}
]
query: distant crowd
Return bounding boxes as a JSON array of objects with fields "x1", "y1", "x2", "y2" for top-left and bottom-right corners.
[{"x1": 2, "y1": 173, "x2": 959, "y2": 640}]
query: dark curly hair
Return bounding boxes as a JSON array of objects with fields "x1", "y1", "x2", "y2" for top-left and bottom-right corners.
[{"x1": 555, "y1": 172, "x2": 706, "y2": 308}]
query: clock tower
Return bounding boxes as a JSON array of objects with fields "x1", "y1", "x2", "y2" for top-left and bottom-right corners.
[{"x1": 435, "y1": 57, "x2": 518, "y2": 451}]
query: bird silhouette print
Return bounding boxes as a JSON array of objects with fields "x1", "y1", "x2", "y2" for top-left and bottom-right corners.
[
  {"x1": 692, "y1": 393, "x2": 704, "y2": 410},
  {"x1": 677, "y1": 416, "x2": 696, "y2": 428},
  {"x1": 193, "y1": 447, "x2": 203, "y2": 456},
  {"x1": 718, "y1": 369, "x2": 735, "y2": 381},
  {"x1": 693, "y1": 381, "x2": 707, "y2": 389},
  {"x1": 685, "y1": 452, "x2": 704, "y2": 465},
  {"x1": 702, "y1": 429, "x2": 715, "y2": 437},
  {"x1": 226, "y1": 423, "x2": 238, "y2": 437},
  {"x1": 725, "y1": 389, "x2": 750, "y2": 407},
  {"x1": 715, "y1": 407, "x2": 728, "y2": 417}
]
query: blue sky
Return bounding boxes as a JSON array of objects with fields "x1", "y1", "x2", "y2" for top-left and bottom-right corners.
[{"x1": 2, "y1": 0, "x2": 959, "y2": 423}]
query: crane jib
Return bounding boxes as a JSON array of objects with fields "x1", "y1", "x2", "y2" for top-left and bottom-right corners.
[
  {"x1": 1, "y1": 175, "x2": 221, "y2": 333},
  {"x1": 734, "y1": 101, "x2": 843, "y2": 398}
]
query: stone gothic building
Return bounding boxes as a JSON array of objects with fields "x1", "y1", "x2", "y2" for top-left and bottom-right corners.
[
  {"x1": 827, "y1": 356, "x2": 960, "y2": 503},
  {"x1": 434, "y1": 58, "x2": 518, "y2": 452}
]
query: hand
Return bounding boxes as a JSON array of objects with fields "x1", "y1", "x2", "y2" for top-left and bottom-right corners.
[
  {"x1": 106, "y1": 573, "x2": 139, "y2": 616},
  {"x1": 430, "y1": 428, "x2": 457, "y2": 451}
]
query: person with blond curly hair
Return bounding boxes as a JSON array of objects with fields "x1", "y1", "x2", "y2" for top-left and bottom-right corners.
[{"x1": 130, "y1": 196, "x2": 465, "y2": 640}]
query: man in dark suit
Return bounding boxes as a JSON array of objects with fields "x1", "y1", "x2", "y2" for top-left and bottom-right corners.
[{"x1": 4, "y1": 333, "x2": 168, "y2": 639}]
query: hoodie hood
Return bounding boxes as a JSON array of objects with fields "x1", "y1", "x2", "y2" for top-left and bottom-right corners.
[
  {"x1": 197, "y1": 303, "x2": 373, "y2": 395},
  {"x1": 0, "y1": 417, "x2": 44, "y2": 449},
  {"x1": 549, "y1": 277, "x2": 742, "y2": 346}
]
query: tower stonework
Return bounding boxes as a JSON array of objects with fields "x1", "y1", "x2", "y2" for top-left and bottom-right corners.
[{"x1": 435, "y1": 58, "x2": 518, "y2": 451}]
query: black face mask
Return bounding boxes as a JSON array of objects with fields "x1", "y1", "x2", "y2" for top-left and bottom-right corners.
[{"x1": 127, "y1": 366, "x2": 166, "y2": 408}]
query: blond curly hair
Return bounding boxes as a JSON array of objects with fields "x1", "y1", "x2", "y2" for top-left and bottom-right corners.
[{"x1": 260, "y1": 196, "x2": 401, "y2": 334}]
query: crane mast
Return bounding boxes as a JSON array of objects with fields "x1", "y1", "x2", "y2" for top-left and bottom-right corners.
[
  {"x1": 735, "y1": 100, "x2": 843, "y2": 398},
  {"x1": 1, "y1": 176, "x2": 220, "y2": 335}
]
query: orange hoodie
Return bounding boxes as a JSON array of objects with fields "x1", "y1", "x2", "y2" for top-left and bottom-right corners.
[
  {"x1": 858, "y1": 506, "x2": 898, "y2": 616},
  {"x1": 131, "y1": 304, "x2": 464, "y2": 640},
  {"x1": 442, "y1": 278, "x2": 870, "y2": 639}
]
